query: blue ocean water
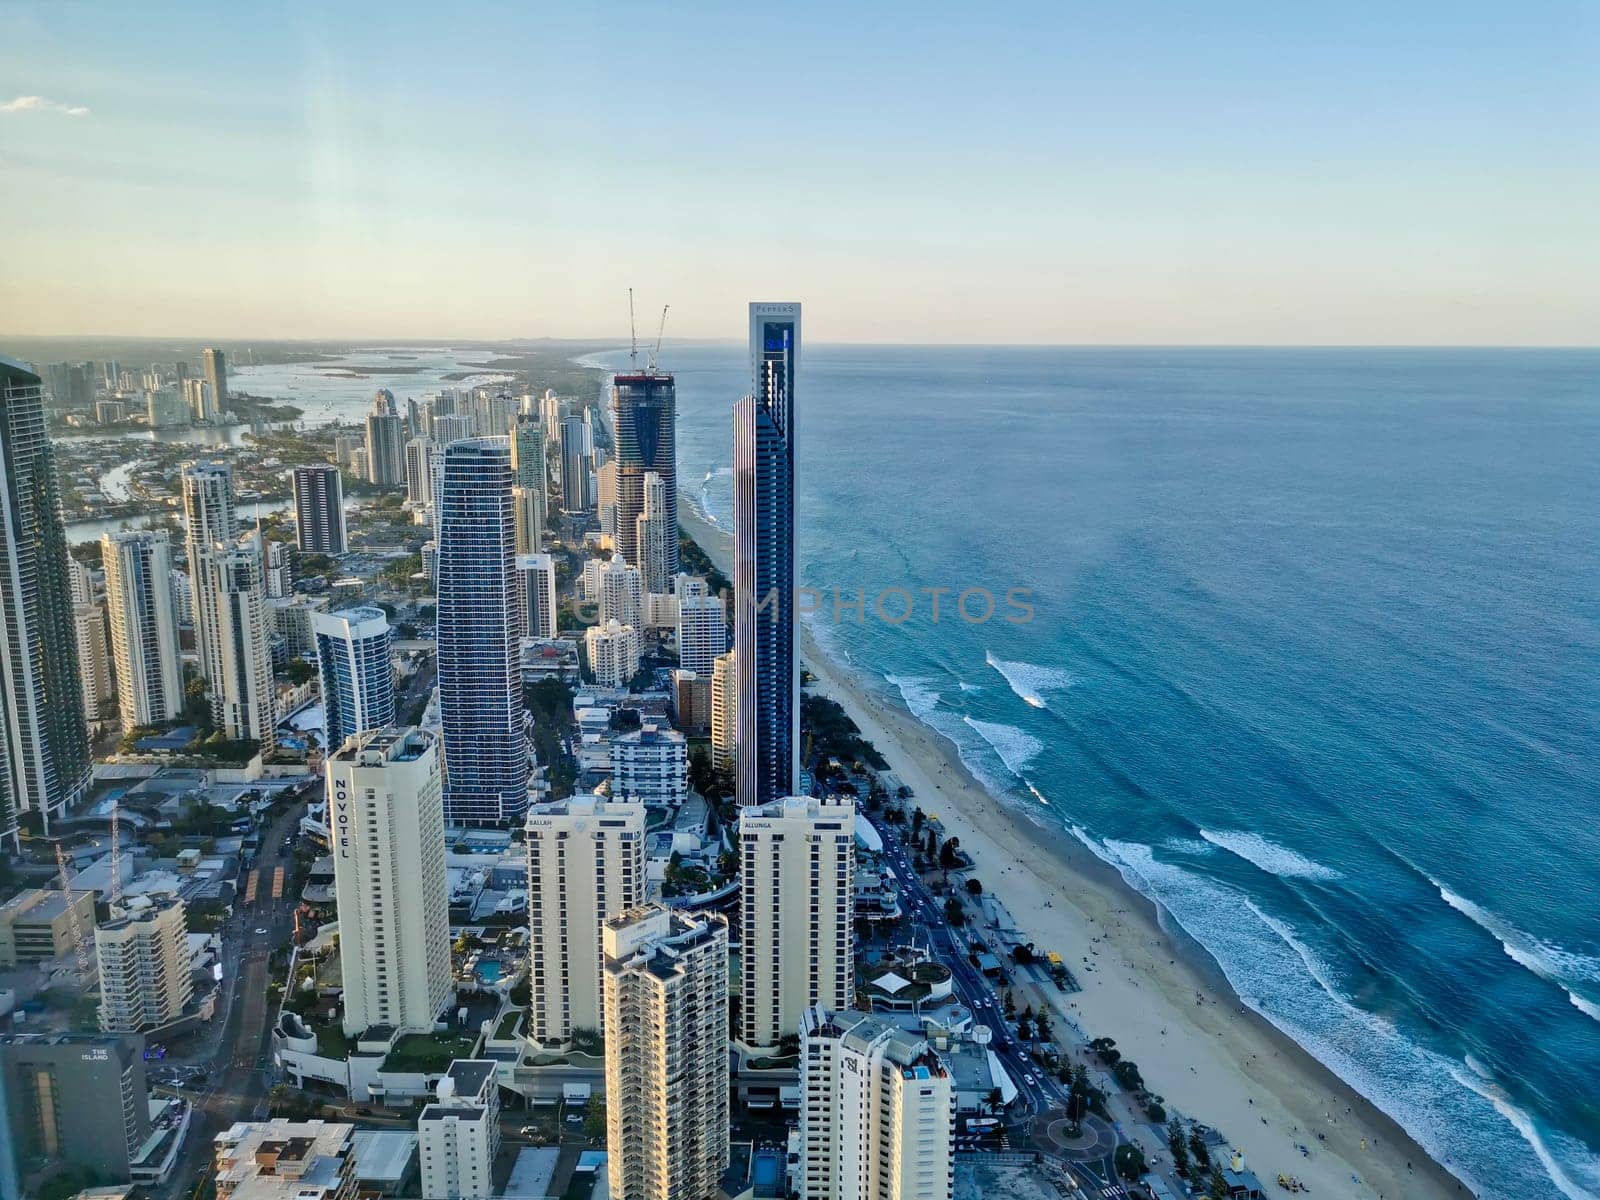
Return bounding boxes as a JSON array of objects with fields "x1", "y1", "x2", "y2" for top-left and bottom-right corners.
[{"x1": 590, "y1": 343, "x2": 1600, "y2": 1199}]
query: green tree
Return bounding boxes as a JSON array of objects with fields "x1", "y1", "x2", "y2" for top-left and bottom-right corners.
[
  {"x1": 939, "y1": 836, "x2": 962, "y2": 871},
  {"x1": 965, "y1": 876, "x2": 983, "y2": 896},
  {"x1": 1114, "y1": 1144, "x2": 1146, "y2": 1181},
  {"x1": 984, "y1": 1086, "x2": 1004, "y2": 1115},
  {"x1": 284, "y1": 657, "x2": 317, "y2": 685},
  {"x1": 1167, "y1": 1117, "x2": 1190, "y2": 1176},
  {"x1": 583, "y1": 1094, "x2": 606, "y2": 1139},
  {"x1": 942, "y1": 896, "x2": 965, "y2": 927},
  {"x1": 1208, "y1": 1165, "x2": 1229, "y2": 1200},
  {"x1": 1189, "y1": 1126, "x2": 1212, "y2": 1173}
]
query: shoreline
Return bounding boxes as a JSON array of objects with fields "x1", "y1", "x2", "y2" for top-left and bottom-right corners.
[{"x1": 678, "y1": 501, "x2": 1472, "y2": 1200}]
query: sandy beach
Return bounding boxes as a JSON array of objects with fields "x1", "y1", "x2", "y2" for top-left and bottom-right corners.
[{"x1": 681, "y1": 503, "x2": 1472, "y2": 1200}]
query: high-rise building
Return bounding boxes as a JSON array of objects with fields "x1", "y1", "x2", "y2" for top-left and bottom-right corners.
[
  {"x1": 634, "y1": 470, "x2": 671, "y2": 595},
  {"x1": 365, "y1": 389, "x2": 406, "y2": 486},
  {"x1": 602, "y1": 906, "x2": 729, "y2": 1200},
  {"x1": 597, "y1": 554, "x2": 643, "y2": 630},
  {"x1": 327, "y1": 728, "x2": 452, "y2": 1035},
  {"x1": 313, "y1": 606, "x2": 394, "y2": 751},
  {"x1": 738, "y1": 795, "x2": 854, "y2": 1048},
  {"x1": 102, "y1": 531, "x2": 183, "y2": 729},
  {"x1": 207, "y1": 538, "x2": 276, "y2": 747},
  {"x1": 145, "y1": 385, "x2": 190, "y2": 428},
  {"x1": 525, "y1": 797, "x2": 645, "y2": 1046},
  {"x1": 559, "y1": 413, "x2": 590, "y2": 513},
  {"x1": 404, "y1": 436, "x2": 435, "y2": 509},
  {"x1": 293, "y1": 463, "x2": 347, "y2": 554},
  {"x1": 264, "y1": 538, "x2": 292, "y2": 598},
  {"x1": 611, "y1": 373, "x2": 678, "y2": 579},
  {"x1": 734, "y1": 302, "x2": 802, "y2": 807},
  {"x1": 584, "y1": 620, "x2": 640, "y2": 689},
  {"x1": 418, "y1": 1060, "x2": 501, "y2": 1200},
  {"x1": 97, "y1": 895, "x2": 193, "y2": 1032},
  {"x1": 201, "y1": 347, "x2": 228, "y2": 409},
  {"x1": 72, "y1": 603, "x2": 113, "y2": 723},
  {"x1": 512, "y1": 485, "x2": 543, "y2": 555},
  {"x1": 0, "y1": 1033, "x2": 153, "y2": 1184},
  {"x1": 0, "y1": 359, "x2": 92, "y2": 840},
  {"x1": 609, "y1": 724, "x2": 688, "y2": 808},
  {"x1": 596, "y1": 459, "x2": 619, "y2": 542},
  {"x1": 436, "y1": 439, "x2": 528, "y2": 826},
  {"x1": 797, "y1": 1007, "x2": 955, "y2": 1200},
  {"x1": 516, "y1": 553, "x2": 557, "y2": 641},
  {"x1": 213, "y1": 1120, "x2": 357, "y2": 1200},
  {"x1": 334, "y1": 433, "x2": 361, "y2": 468},
  {"x1": 671, "y1": 669, "x2": 711, "y2": 733},
  {"x1": 510, "y1": 414, "x2": 546, "y2": 494},
  {"x1": 678, "y1": 592, "x2": 727, "y2": 679},
  {"x1": 431, "y1": 411, "x2": 475, "y2": 448},
  {"x1": 66, "y1": 554, "x2": 94, "y2": 606},
  {"x1": 183, "y1": 377, "x2": 216, "y2": 422},
  {"x1": 540, "y1": 390, "x2": 563, "y2": 441},
  {"x1": 169, "y1": 567, "x2": 194, "y2": 628}
]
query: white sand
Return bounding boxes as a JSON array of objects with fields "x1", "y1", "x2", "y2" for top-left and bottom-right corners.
[{"x1": 682, "y1": 504, "x2": 1471, "y2": 1200}]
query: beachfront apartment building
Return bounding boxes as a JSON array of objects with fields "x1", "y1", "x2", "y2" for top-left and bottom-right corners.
[
  {"x1": 329, "y1": 728, "x2": 452, "y2": 1037},
  {"x1": 525, "y1": 797, "x2": 645, "y2": 1047},
  {"x1": 734, "y1": 302, "x2": 801, "y2": 807},
  {"x1": 798, "y1": 1006, "x2": 955, "y2": 1200},
  {"x1": 602, "y1": 906, "x2": 730, "y2": 1200},
  {"x1": 739, "y1": 795, "x2": 855, "y2": 1049}
]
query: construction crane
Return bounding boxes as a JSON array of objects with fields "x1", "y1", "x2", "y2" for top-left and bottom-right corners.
[
  {"x1": 109, "y1": 798, "x2": 122, "y2": 905},
  {"x1": 52, "y1": 843, "x2": 92, "y2": 976},
  {"x1": 628, "y1": 287, "x2": 638, "y2": 370},
  {"x1": 647, "y1": 305, "x2": 670, "y2": 374}
]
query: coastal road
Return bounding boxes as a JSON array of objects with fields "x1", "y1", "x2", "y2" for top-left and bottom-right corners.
[{"x1": 869, "y1": 814, "x2": 1069, "y2": 1117}]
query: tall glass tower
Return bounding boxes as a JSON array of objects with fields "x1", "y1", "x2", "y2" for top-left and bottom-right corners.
[
  {"x1": 313, "y1": 605, "x2": 395, "y2": 752},
  {"x1": 0, "y1": 358, "x2": 92, "y2": 841},
  {"x1": 734, "y1": 302, "x2": 801, "y2": 808},
  {"x1": 436, "y1": 438, "x2": 528, "y2": 825},
  {"x1": 611, "y1": 372, "x2": 677, "y2": 577}
]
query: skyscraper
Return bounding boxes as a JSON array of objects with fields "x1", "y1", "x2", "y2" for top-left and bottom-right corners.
[
  {"x1": 611, "y1": 372, "x2": 678, "y2": 578},
  {"x1": 734, "y1": 302, "x2": 801, "y2": 807},
  {"x1": 602, "y1": 906, "x2": 729, "y2": 1200},
  {"x1": 313, "y1": 606, "x2": 394, "y2": 751},
  {"x1": 72, "y1": 603, "x2": 113, "y2": 723},
  {"x1": 209, "y1": 539, "x2": 277, "y2": 747},
  {"x1": 365, "y1": 389, "x2": 406, "y2": 486},
  {"x1": 404, "y1": 436, "x2": 435, "y2": 510},
  {"x1": 635, "y1": 470, "x2": 671, "y2": 595},
  {"x1": 201, "y1": 347, "x2": 227, "y2": 409},
  {"x1": 510, "y1": 413, "x2": 546, "y2": 495},
  {"x1": 739, "y1": 795, "x2": 854, "y2": 1049},
  {"x1": 597, "y1": 554, "x2": 643, "y2": 630},
  {"x1": 0, "y1": 1033, "x2": 153, "y2": 1185},
  {"x1": 797, "y1": 1007, "x2": 955, "y2": 1200},
  {"x1": 516, "y1": 553, "x2": 557, "y2": 640},
  {"x1": 0, "y1": 358, "x2": 92, "y2": 840},
  {"x1": 418, "y1": 1060, "x2": 501, "y2": 1200},
  {"x1": 292, "y1": 463, "x2": 347, "y2": 554},
  {"x1": 677, "y1": 592, "x2": 727, "y2": 678},
  {"x1": 525, "y1": 796, "x2": 645, "y2": 1046},
  {"x1": 328, "y1": 727, "x2": 452, "y2": 1035},
  {"x1": 436, "y1": 438, "x2": 528, "y2": 825},
  {"x1": 102, "y1": 530, "x2": 184, "y2": 729},
  {"x1": 559, "y1": 413, "x2": 590, "y2": 514},
  {"x1": 512, "y1": 485, "x2": 542, "y2": 555}
]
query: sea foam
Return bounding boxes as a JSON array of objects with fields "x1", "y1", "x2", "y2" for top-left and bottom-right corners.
[
  {"x1": 962, "y1": 717, "x2": 1044, "y2": 777},
  {"x1": 984, "y1": 650, "x2": 1076, "y2": 710},
  {"x1": 1434, "y1": 879, "x2": 1600, "y2": 1026},
  {"x1": 1067, "y1": 831, "x2": 1600, "y2": 1199},
  {"x1": 1199, "y1": 828, "x2": 1343, "y2": 881}
]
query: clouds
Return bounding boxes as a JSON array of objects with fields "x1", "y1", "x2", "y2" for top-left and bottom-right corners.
[{"x1": 1, "y1": 95, "x2": 90, "y2": 117}]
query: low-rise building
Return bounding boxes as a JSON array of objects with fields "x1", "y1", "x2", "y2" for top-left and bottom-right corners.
[
  {"x1": 0, "y1": 888, "x2": 97, "y2": 966},
  {"x1": 609, "y1": 723, "x2": 687, "y2": 808},
  {"x1": 213, "y1": 1120, "x2": 357, "y2": 1200},
  {"x1": 417, "y1": 1060, "x2": 500, "y2": 1200}
]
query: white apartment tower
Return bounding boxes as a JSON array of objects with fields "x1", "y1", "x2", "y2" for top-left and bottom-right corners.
[
  {"x1": 516, "y1": 553, "x2": 558, "y2": 641},
  {"x1": 585, "y1": 620, "x2": 641, "y2": 689},
  {"x1": 209, "y1": 539, "x2": 277, "y2": 747},
  {"x1": 598, "y1": 554, "x2": 643, "y2": 629},
  {"x1": 609, "y1": 725, "x2": 688, "y2": 808},
  {"x1": 102, "y1": 530, "x2": 183, "y2": 728},
  {"x1": 72, "y1": 603, "x2": 113, "y2": 723},
  {"x1": 798, "y1": 1007, "x2": 954, "y2": 1200},
  {"x1": 634, "y1": 471, "x2": 670, "y2": 595},
  {"x1": 739, "y1": 796, "x2": 856, "y2": 1048},
  {"x1": 328, "y1": 727, "x2": 452, "y2": 1036},
  {"x1": 602, "y1": 906, "x2": 729, "y2": 1200},
  {"x1": 97, "y1": 894, "x2": 193, "y2": 1032},
  {"x1": 525, "y1": 797, "x2": 645, "y2": 1046},
  {"x1": 404, "y1": 436, "x2": 435, "y2": 509},
  {"x1": 418, "y1": 1060, "x2": 501, "y2": 1200},
  {"x1": 711, "y1": 650, "x2": 736, "y2": 771},
  {"x1": 677, "y1": 592, "x2": 727, "y2": 678},
  {"x1": 512, "y1": 484, "x2": 543, "y2": 555}
]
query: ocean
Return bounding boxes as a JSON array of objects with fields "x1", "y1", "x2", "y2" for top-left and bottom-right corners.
[{"x1": 586, "y1": 342, "x2": 1600, "y2": 1199}]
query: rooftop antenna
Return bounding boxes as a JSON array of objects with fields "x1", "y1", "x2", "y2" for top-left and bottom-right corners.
[
  {"x1": 648, "y1": 305, "x2": 670, "y2": 374},
  {"x1": 628, "y1": 288, "x2": 638, "y2": 370}
]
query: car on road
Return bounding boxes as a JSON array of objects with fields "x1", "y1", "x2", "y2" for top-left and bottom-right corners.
[
  {"x1": 1023, "y1": 1073, "x2": 1036, "y2": 1086},
  {"x1": 255, "y1": 927, "x2": 268, "y2": 934},
  {"x1": 519, "y1": 1125, "x2": 539, "y2": 1136}
]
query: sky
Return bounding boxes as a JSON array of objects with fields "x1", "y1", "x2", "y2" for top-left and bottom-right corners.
[{"x1": 1, "y1": 1, "x2": 1596, "y2": 345}]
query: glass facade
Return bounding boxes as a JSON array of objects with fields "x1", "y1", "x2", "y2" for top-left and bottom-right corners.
[
  {"x1": 436, "y1": 437, "x2": 528, "y2": 824},
  {"x1": 611, "y1": 373, "x2": 678, "y2": 578},
  {"x1": 314, "y1": 605, "x2": 395, "y2": 752}
]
